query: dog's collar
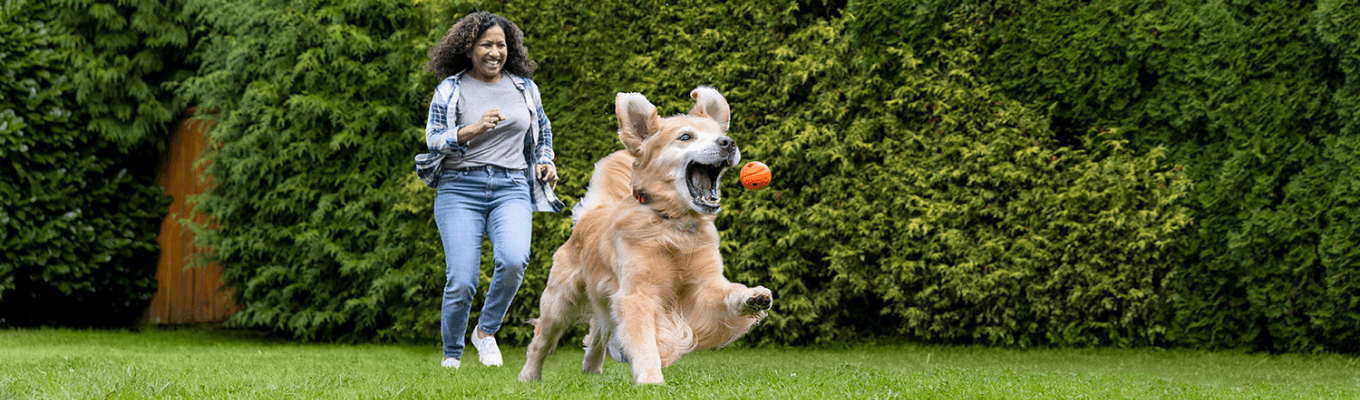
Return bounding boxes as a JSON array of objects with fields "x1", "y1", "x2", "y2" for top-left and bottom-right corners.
[{"x1": 633, "y1": 189, "x2": 678, "y2": 220}]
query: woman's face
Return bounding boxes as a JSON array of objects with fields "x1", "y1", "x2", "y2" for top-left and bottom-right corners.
[{"x1": 468, "y1": 25, "x2": 507, "y2": 81}]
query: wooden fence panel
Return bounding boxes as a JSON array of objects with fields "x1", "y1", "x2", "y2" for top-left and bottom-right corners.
[{"x1": 147, "y1": 112, "x2": 235, "y2": 323}]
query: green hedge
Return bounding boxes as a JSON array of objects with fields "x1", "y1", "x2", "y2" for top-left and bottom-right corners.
[
  {"x1": 972, "y1": 0, "x2": 1360, "y2": 353},
  {"x1": 392, "y1": 0, "x2": 1189, "y2": 348},
  {"x1": 185, "y1": 0, "x2": 1357, "y2": 353},
  {"x1": 0, "y1": 0, "x2": 171, "y2": 327},
  {"x1": 56, "y1": 0, "x2": 197, "y2": 151},
  {"x1": 180, "y1": 0, "x2": 438, "y2": 341},
  {"x1": 781, "y1": 8, "x2": 1192, "y2": 346}
]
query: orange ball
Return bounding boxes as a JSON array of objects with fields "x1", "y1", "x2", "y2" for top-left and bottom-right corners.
[{"x1": 740, "y1": 161, "x2": 771, "y2": 191}]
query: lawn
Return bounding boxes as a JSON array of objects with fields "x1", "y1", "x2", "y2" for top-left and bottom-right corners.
[{"x1": 2, "y1": 327, "x2": 1357, "y2": 399}]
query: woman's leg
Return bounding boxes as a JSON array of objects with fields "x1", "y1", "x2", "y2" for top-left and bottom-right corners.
[
  {"x1": 477, "y1": 169, "x2": 533, "y2": 336},
  {"x1": 434, "y1": 171, "x2": 489, "y2": 360}
]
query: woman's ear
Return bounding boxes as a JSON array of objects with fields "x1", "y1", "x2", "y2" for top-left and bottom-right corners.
[
  {"x1": 688, "y1": 86, "x2": 730, "y2": 132},
  {"x1": 616, "y1": 92, "x2": 660, "y2": 157}
]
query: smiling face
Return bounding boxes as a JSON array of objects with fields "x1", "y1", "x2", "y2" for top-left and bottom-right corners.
[{"x1": 467, "y1": 25, "x2": 506, "y2": 82}]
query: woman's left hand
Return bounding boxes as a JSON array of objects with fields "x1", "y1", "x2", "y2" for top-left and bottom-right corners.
[{"x1": 536, "y1": 164, "x2": 558, "y2": 189}]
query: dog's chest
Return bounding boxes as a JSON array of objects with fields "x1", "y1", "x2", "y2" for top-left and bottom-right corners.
[
  {"x1": 667, "y1": 219, "x2": 700, "y2": 233},
  {"x1": 659, "y1": 219, "x2": 719, "y2": 247}
]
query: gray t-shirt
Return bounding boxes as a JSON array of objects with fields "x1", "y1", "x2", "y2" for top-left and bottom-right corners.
[{"x1": 449, "y1": 75, "x2": 530, "y2": 170}]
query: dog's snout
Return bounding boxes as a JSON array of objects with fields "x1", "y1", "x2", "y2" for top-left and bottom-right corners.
[{"x1": 717, "y1": 136, "x2": 735, "y2": 151}]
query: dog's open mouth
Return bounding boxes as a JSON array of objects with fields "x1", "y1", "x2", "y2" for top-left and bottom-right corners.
[{"x1": 686, "y1": 161, "x2": 728, "y2": 212}]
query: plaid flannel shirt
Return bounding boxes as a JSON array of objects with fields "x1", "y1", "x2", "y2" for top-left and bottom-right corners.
[{"x1": 414, "y1": 71, "x2": 564, "y2": 213}]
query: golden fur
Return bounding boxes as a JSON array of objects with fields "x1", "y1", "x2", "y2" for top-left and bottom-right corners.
[{"x1": 518, "y1": 87, "x2": 772, "y2": 384}]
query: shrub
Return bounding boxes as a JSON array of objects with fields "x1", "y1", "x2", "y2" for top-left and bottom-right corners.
[
  {"x1": 0, "y1": 0, "x2": 169, "y2": 327},
  {"x1": 976, "y1": 0, "x2": 1360, "y2": 353},
  {"x1": 56, "y1": 0, "x2": 197, "y2": 150},
  {"x1": 180, "y1": 0, "x2": 436, "y2": 341}
]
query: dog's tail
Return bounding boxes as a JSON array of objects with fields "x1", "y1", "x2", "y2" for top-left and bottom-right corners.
[{"x1": 572, "y1": 150, "x2": 636, "y2": 226}]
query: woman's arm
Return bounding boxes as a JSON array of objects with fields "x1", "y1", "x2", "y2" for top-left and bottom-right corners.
[
  {"x1": 530, "y1": 81, "x2": 555, "y2": 166},
  {"x1": 529, "y1": 80, "x2": 558, "y2": 184},
  {"x1": 458, "y1": 109, "x2": 505, "y2": 144},
  {"x1": 425, "y1": 78, "x2": 468, "y2": 156}
]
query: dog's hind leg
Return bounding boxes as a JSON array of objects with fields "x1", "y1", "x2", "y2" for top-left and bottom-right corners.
[
  {"x1": 519, "y1": 253, "x2": 582, "y2": 382},
  {"x1": 581, "y1": 313, "x2": 609, "y2": 374},
  {"x1": 519, "y1": 290, "x2": 575, "y2": 381},
  {"x1": 583, "y1": 270, "x2": 620, "y2": 374}
]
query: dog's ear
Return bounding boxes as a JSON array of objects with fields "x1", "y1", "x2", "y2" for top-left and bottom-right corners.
[
  {"x1": 616, "y1": 92, "x2": 660, "y2": 157},
  {"x1": 688, "y1": 86, "x2": 730, "y2": 132}
]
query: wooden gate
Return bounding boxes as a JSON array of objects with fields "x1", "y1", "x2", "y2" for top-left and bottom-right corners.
[{"x1": 147, "y1": 111, "x2": 236, "y2": 323}]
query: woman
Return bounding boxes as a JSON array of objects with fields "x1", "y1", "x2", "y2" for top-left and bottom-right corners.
[{"x1": 415, "y1": 11, "x2": 564, "y2": 369}]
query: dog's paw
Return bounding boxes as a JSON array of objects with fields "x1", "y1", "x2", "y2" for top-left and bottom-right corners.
[
  {"x1": 607, "y1": 336, "x2": 629, "y2": 364},
  {"x1": 741, "y1": 287, "x2": 773, "y2": 315},
  {"x1": 745, "y1": 293, "x2": 772, "y2": 311}
]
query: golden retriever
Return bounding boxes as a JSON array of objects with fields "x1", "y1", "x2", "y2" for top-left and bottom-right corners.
[{"x1": 518, "y1": 87, "x2": 773, "y2": 384}]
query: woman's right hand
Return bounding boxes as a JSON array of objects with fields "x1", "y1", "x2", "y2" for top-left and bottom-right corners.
[{"x1": 458, "y1": 109, "x2": 504, "y2": 144}]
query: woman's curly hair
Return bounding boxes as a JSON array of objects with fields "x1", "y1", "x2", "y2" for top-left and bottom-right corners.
[{"x1": 426, "y1": 12, "x2": 536, "y2": 81}]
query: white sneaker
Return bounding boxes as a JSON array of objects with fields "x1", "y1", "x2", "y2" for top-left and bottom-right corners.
[
  {"x1": 469, "y1": 332, "x2": 503, "y2": 367},
  {"x1": 441, "y1": 357, "x2": 460, "y2": 369}
]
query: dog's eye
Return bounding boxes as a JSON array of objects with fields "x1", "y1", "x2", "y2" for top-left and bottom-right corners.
[{"x1": 678, "y1": 134, "x2": 692, "y2": 141}]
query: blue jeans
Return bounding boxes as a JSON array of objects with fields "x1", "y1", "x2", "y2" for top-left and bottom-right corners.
[{"x1": 434, "y1": 166, "x2": 532, "y2": 359}]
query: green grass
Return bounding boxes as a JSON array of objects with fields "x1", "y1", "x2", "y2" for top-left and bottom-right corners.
[{"x1": 2, "y1": 327, "x2": 1358, "y2": 399}]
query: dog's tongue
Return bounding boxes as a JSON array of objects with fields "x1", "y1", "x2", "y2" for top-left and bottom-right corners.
[
  {"x1": 693, "y1": 170, "x2": 711, "y2": 191},
  {"x1": 688, "y1": 167, "x2": 719, "y2": 203}
]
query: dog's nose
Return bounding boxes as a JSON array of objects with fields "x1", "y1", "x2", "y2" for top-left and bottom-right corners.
[{"x1": 717, "y1": 136, "x2": 735, "y2": 151}]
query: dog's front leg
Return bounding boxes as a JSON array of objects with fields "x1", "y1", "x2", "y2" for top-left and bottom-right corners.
[
  {"x1": 680, "y1": 249, "x2": 773, "y2": 350},
  {"x1": 614, "y1": 289, "x2": 665, "y2": 384}
]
